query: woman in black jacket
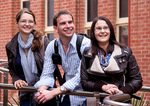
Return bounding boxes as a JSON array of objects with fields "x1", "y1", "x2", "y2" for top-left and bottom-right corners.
[
  {"x1": 81, "y1": 16, "x2": 142, "y2": 100},
  {"x1": 6, "y1": 8, "x2": 56, "y2": 106}
]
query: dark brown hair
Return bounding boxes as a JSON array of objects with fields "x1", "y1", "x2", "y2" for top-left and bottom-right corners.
[
  {"x1": 53, "y1": 10, "x2": 74, "y2": 26},
  {"x1": 90, "y1": 16, "x2": 125, "y2": 56},
  {"x1": 16, "y1": 8, "x2": 43, "y2": 51}
]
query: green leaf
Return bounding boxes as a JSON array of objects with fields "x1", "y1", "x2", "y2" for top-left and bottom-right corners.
[
  {"x1": 131, "y1": 92, "x2": 149, "y2": 106},
  {"x1": 7, "y1": 100, "x2": 13, "y2": 106},
  {"x1": 9, "y1": 94, "x2": 19, "y2": 106}
]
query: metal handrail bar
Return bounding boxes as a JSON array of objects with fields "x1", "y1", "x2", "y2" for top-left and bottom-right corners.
[
  {"x1": 0, "y1": 59, "x2": 7, "y2": 62},
  {"x1": 0, "y1": 83, "x2": 36, "y2": 92},
  {"x1": 0, "y1": 62, "x2": 8, "y2": 66},
  {"x1": 103, "y1": 93, "x2": 133, "y2": 106},
  {"x1": 0, "y1": 67, "x2": 9, "y2": 73},
  {"x1": 0, "y1": 83, "x2": 109, "y2": 97},
  {"x1": 0, "y1": 60, "x2": 8, "y2": 74},
  {"x1": 140, "y1": 86, "x2": 150, "y2": 92}
]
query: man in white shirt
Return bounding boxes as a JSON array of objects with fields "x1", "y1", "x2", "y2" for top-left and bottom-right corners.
[{"x1": 34, "y1": 10, "x2": 90, "y2": 106}]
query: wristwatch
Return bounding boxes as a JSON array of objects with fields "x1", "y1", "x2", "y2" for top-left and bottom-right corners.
[{"x1": 60, "y1": 86, "x2": 66, "y2": 93}]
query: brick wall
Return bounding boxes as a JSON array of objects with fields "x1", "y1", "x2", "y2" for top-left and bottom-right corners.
[
  {"x1": 0, "y1": 0, "x2": 150, "y2": 104},
  {"x1": 30, "y1": 0, "x2": 45, "y2": 32},
  {"x1": 130, "y1": 0, "x2": 150, "y2": 101}
]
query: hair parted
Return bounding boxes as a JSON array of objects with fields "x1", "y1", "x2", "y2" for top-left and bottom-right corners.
[{"x1": 16, "y1": 8, "x2": 36, "y2": 24}]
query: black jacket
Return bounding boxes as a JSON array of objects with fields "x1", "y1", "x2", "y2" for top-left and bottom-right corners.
[
  {"x1": 81, "y1": 45, "x2": 142, "y2": 95},
  {"x1": 5, "y1": 33, "x2": 50, "y2": 84}
]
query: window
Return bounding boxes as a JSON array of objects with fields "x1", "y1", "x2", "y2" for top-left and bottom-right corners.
[
  {"x1": 21, "y1": 0, "x2": 30, "y2": 9},
  {"x1": 87, "y1": 0, "x2": 97, "y2": 22},
  {"x1": 119, "y1": 0, "x2": 128, "y2": 18},
  {"x1": 85, "y1": 0, "x2": 97, "y2": 34},
  {"x1": 45, "y1": 0, "x2": 54, "y2": 40},
  {"x1": 47, "y1": 33, "x2": 54, "y2": 41},
  {"x1": 119, "y1": 25, "x2": 128, "y2": 45},
  {"x1": 116, "y1": 0, "x2": 128, "y2": 46}
]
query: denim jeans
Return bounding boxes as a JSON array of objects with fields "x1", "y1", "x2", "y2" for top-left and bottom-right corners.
[
  {"x1": 61, "y1": 95, "x2": 70, "y2": 106},
  {"x1": 60, "y1": 95, "x2": 86, "y2": 106},
  {"x1": 19, "y1": 92, "x2": 37, "y2": 106}
]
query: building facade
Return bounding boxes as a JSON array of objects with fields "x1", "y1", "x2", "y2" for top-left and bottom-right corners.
[{"x1": 0, "y1": 0, "x2": 150, "y2": 104}]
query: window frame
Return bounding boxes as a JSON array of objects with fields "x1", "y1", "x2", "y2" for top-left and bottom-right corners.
[
  {"x1": 45, "y1": 0, "x2": 54, "y2": 36},
  {"x1": 20, "y1": 0, "x2": 30, "y2": 9},
  {"x1": 84, "y1": 0, "x2": 94, "y2": 34},
  {"x1": 116, "y1": 0, "x2": 128, "y2": 43}
]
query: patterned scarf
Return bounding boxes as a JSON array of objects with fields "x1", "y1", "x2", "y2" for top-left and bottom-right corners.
[
  {"x1": 98, "y1": 51, "x2": 111, "y2": 70},
  {"x1": 18, "y1": 33, "x2": 38, "y2": 84}
]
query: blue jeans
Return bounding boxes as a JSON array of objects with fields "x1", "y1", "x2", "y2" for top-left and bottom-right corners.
[
  {"x1": 81, "y1": 100, "x2": 86, "y2": 106},
  {"x1": 60, "y1": 95, "x2": 86, "y2": 106},
  {"x1": 61, "y1": 95, "x2": 70, "y2": 106},
  {"x1": 19, "y1": 92, "x2": 37, "y2": 106}
]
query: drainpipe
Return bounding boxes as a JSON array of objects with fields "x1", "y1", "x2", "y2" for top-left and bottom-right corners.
[
  {"x1": 76, "y1": 0, "x2": 78, "y2": 33},
  {"x1": 128, "y1": 0, "x2": 130, "y2": 47}
]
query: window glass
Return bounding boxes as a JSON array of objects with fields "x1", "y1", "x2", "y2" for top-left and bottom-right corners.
[
  {"x1": 119, "y1": 0, "x2": 128, "y2": 18},
  {"x1": 47, "y1": 0, "x2": 54, "y2": 26},
  {"x1": 87, "y1": 30, "x2": 90, "y2": 36},
  {"x1": 23, "y1": 1, "x2": 30, "y2": 8},
  {"x1": 47, "y1": 33, "x2": 54, "y2": 41},
  {"x1": 87, "y1": 0, "x2": 97, "y2": 22},
  {"x1": 119, "y1": 25, "x2": 128, "y2": 45}
]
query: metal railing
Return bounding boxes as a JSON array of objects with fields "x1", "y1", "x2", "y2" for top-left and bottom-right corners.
[
  {"x1": 0, "y1": 83, "x2": 133, "y2": 106},
  {"x1": 0, "y1": 59, "x2": 9, "y2": 106},
  {"x1": 103, "y1": 93, "x2": 132, "y2": 106}
]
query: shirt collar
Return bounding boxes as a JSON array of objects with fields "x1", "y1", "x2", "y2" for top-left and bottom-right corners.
[{"x1": 57, "y1": 33, "x2": 77, "y2": 49}]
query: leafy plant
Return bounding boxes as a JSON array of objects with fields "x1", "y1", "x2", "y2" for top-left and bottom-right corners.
[
  {"x1": 132, "y1": 92, "x2": 150, "y2": 106},
  {"x1": 8, "y1": 94, "x2": 19, "y2": 106}
]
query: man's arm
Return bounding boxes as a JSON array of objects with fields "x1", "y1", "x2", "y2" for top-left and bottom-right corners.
[
  {"x1": 35, "y1": 85, "x2": 68, "y2": 104},
  {"x1": 34, "y1": 40, "x2": 56, "y2": 89}
]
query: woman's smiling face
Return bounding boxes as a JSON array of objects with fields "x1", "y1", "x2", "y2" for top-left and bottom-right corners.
[
  {"x1": 94, "y1": 19, "x2": 110, "y2": 46},
  {"x1": 18, "y1": 13, "x2": 35, "y2": 36}
]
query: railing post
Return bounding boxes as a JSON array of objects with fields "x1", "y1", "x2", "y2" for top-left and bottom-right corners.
[
  {"x1": 93, "y1": 92, "x2": 101, "y2": 106},
  {"x1": 86, "y1": 97, "x2": 97, "y2": 106},
  {"x1": 3, "y1": 73, "x2": 8, "y2": 106}
]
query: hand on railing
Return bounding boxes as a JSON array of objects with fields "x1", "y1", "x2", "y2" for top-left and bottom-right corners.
[{"x1": 14, "y1": 79, "x2": 28, "y2": 89}]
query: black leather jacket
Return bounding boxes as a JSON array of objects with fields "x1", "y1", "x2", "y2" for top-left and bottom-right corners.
[
  {"x1": 81, "y1": 45, "x2": 142, "y2": 95},
  {"x1": 5, "y1": 33, "x2": 50, "y2": 84}
]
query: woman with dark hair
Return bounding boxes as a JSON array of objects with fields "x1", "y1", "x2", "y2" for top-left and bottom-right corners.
[
  {"x1": 5, "y1": 8, "x2": 56, "y2": 106},
  {"x1": 81, "y1": 16, "x2": 142, "y2": 101}
]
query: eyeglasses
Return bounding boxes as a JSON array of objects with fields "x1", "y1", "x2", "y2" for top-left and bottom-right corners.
[
  {"x1": 19, "y1": 20, "x2": 34, "y2": 25},
  {"x1": 94, "y1": 26, "x2": 109, "y2": 32}
]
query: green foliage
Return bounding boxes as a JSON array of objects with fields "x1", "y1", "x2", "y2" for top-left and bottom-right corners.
[
  {"x1": 131, "y1": 92, "x2": 150, "y2": 106},
  {"x1": 8, "y1": 95, "x2": 19, "y2": 106}
]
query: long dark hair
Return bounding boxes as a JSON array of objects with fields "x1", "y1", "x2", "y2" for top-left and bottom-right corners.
[
  {"x1": 90, "y1": 16, "x2": 124, "y2": 56},
  {"x1": 16, "y1": 8, "x2": 43, "y2": 51}
]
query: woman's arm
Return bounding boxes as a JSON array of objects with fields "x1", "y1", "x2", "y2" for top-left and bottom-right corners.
[{"x1": 120, "y1": 48, "x2": 143, "y2": 94}]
